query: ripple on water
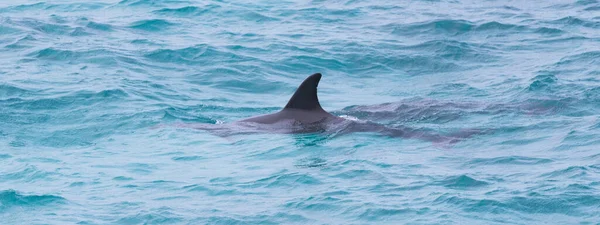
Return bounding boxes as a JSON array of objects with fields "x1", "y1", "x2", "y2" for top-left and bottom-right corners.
[
  {"x1": 240, "y1": 172, "x2": 322, "y2": 188},
  {"x1": 465, "y1": 156, "x2": 553, "y2": 167},
  {"x1": 11, "y1": 19, "x2": 73, "y2": 35},
  {"x1": 8, "y1": 89, "x2": 128, "y2": 110},
  {"x1": 182, "y1": 184, "x2": 241, "y2": 196},
  {"x1": 128, "y1": 19, "x2": 174, "y2": 32},
  {"x1": 0, "y1": 84, "x2": 33, "y2": 99},
  {"x1": 506, "y1": 194, "x2": 600, "y2": 215},
  {"x1": 0, "y1": 24, "x2": 22, "y2": 35},
  {"x1": 436, "y1": 175, "x2": 490, "y2": 189},
  {"x1": 541, "y1": 166, "x2": 590, "y2": 179},
  {"x1": 144, "y1": 45, "x2": 256, "y2": 65},
  {"x1": 550, "y1": 16, "x2": 600, "y2": 28},
  {"x1": 403, "y1": 40, "x2": 500, "y2": 63},
  {"x1": 152, "y1": 5, "x2": 220, "y2": 16},
  {"x1": 192, "y1": 212, "x2": 311, "y2": 224},
  {"x1": 284, "y1": 196, "x2": 347, "y2": 212},
  {"x1": 0, "y1": 190, "x2": 66, "y2": 210},
  {"x1": 115, "y1": 209, "x2": 184, "y2": 225},
  {"x1": 0, "y1": 165, "x2": 60, "y2": 182},
  {"x1": 30, "y1": 48, "x2": 130, "y2": 66},
  {"x1": 171, "y1": 155, "x2": 204, "y2": 161},
  {"x1": 117, "y1": 0, "x2": 192, "y2": 7},
  {"x1": 356, "y1": 207, "x2": 423, "y2": 222},
  {"x1": 85, "y1": 21, "x2": 113, "y2": 31}
]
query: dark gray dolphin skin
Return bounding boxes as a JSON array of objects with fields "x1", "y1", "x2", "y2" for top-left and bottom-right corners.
[{"x1": 176, "y1": 73, "x2": 482, "y2": 145}]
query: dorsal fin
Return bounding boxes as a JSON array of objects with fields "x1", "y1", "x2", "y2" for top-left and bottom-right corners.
[{"x1": 284, "y1": 73, "x2": 323, "y2": 111}]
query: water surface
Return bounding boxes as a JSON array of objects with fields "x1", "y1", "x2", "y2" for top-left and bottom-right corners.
[{"x1": 1, "y1": 0, "x2": 600, "y2": 224}]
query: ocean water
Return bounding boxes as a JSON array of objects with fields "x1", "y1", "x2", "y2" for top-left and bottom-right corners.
[{"x1": 1, "y1": 0, "x2": 600, "y2": 224}]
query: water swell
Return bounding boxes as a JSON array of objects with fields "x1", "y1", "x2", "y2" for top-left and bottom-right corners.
[
  {"x1": 152, "y1": 5, "x2": 220, "y2": 16},
  {"x1": 465, "y1": 156, "x2": 553, "y2": 167},
  {"x1": 0, "y1": 165, "x2": 61, "y2": 183},
  {"x1": 0, "y1": 190, "x2": 66, "y2": 210},
  {"x1": 129, "y1": 19, "x2": 174, "y2": 32},
  {"x1": 387, "y1": 19, "x2": 567, "y2": 37},
  {"x1": 86, "y1": 21, "x2": 113, "y2": 31},
  {"x1": 144, "y1": 45, "x2": 258, "y2": 65}
]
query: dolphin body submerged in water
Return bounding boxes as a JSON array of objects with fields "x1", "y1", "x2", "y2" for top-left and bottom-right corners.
[{"x1": 183, "y1": 73, "x2": 478, "y2": 145}]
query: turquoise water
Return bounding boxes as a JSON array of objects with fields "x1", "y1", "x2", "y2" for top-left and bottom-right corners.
[{"x1": 1, "y1": 0, "x2": 600, "y2": 224}]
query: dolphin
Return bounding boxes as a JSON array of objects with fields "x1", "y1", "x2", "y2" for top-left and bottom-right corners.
[{"x1": 180, "y1": 73, "x2": 481, "y2": 145}]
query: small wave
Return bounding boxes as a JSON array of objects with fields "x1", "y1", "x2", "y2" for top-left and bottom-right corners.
[
  {"x1": 144, "y1": 45, "x2": 255, "y2": 65},
  {"x1": 284, "y1": 200, "x2": 341, "y2": 212},
  {"x1": 115, "y1": 211, "x2": 184, "y2": 224},
  {"x1": 433, "y1": 194, "x2": 508, "y2": 213},
  {"x1": 11, "y1": 19, "x2": 72, "y2": 35},
  {"x1": 182, "y1": 184, "x2": 239, "y2": 196},
  {"x1": 584, "y1": 5, "x2": 600, "y2": 11},
  {"x1": 152, "y1": 5, "x2": 219, "y2": 16},
  {"x1": 357, "y1": 207, "x2": 420, "y2": 221},
  {"x1": 584, "y1": 86, "x2": 600, "y2": 102},
  {"x1": 70, "y1": 27, "x2": 91, "y2": 36},
  {"x1": 554, "y1": 130, "x2": 600, "y2": 151},
  {"x1": 404, "y1": 40, "x2": 499, "y2": 63},
  {"x1": 0, "y1": 2, "x2": 106, "y2": 12},
  {"x1": 0, "y1": 165, "x2": 60, "y2": 182},
  {"x1": 0, "y1": 24, "x2": 22, "y2": 35},
  {"x1": 295, "y1": 157, "x2": 327, "y2": 168},
  {"x1": 542, "y1": 166, "x2": 589, "y2": 178},
  {"x1": 44, "y1": 2, "x2": 107, "y2": 12},
  {"x1": 161, "y1": 106, "x2": 218, "y2": 122},
  {"x1": 475, "y1": 21, "x2": 523, "y2": 31},
  {"x1": 398, "y1": 19, "x2": 474, "y2": 36},
  {"x1": 556, "y1": 51, "x2": 600, "y2": 68},
  {"x1": 466, "y1": 156, "x2": 553, "y2": 167},
  {"x1": 429, "y1": 83, "x2": 487, "y2": 97},
  {"x1": 86, "y1": 21, "x2": 113, "y2": 31},
  {"x1": 507, "y1": 194, "x2": 598, "y2": 215},
  {"x1": 113, "y1": 176, "x2": 134, "y2": 181},
  {"x1": 171, "y1": 155, "x2": 204, "y2": 161},
  {"x1": 0, "y1": 2, "x2": 46, "y2": 12},
  {"x1": 130, "y1": 39, "x2": 162, "y2": 46},
  {"x1": 8, "y1": 89, "x2": 128, "y2": 110},
  {"x1": 31, "y1": 47, "x2": 117, "y2": 63},
  {"x1": 434, "y1": 192, "x2": 599, "y2": 216},
  {"x1": 389, "y1": 19, "x2": 567, "y2": 37},
  {"x1": 535, "y1": 36, "x2": 589, "y2": 44},
  {"x1": 129, "y1": 19, "x2": 174, "y2": 32},
  {"x1": 436, "y1": 175, "x2": 490, "y2": 189},
  {"x1": 193, "y1": 213, "x2": 311, "y2": 224},
  {"x1": 333, "y1": 169, "x2": 383, "y2": 180},
  {"x1": 0, "y1": 84, "x2": 33, "y2": 99},
  {"x1": 32, "y1": 47, "x2": 79, "y2": 61},
  {"x1": 551, "y1": 16, "x2": 599, "y2": 28},
  {"x1": 533, "y1": 27, "x2": 565, "y2": 35},
  {"x1": 28, "y1": 47, "x2": 142, "y2": 67},
  {"x1": 242, "y1": 173, "x2": 322, "y2": 188},
  {"x1": 238, "y1": 11, "x2": 280, "y2": 22},
  {"x1": 0, "y1": 190, "x2": 66, "y2": 209},
  {"x1": 527, "y1": 73, "x2": 557, "y2": 91},
  {"x1": 117, "y1": 0, "x2": 192, "y2": 7}
]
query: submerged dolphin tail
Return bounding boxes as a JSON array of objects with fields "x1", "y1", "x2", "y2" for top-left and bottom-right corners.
[{"x1": 284, "y1": 73, "x2": 323, "y2": 111}]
